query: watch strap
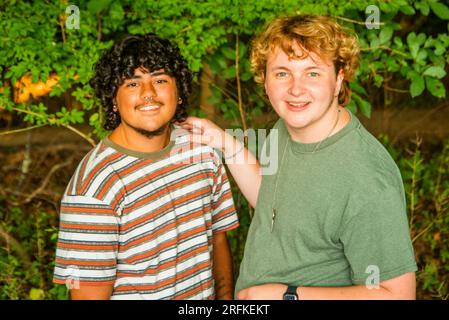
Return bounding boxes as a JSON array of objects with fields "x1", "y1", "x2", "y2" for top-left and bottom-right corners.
[{"x1": 283, "y1": 285, "x2": 298, "y2": 300}]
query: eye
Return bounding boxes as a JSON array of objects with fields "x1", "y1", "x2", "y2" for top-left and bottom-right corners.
[
  {"x1": 155, "y1": 78, "x2": 168, "y2": 84},
  {"x1": 126, "y1": 82, "x2": 138, "y2": 88},
  {"x1": 275, "y1": 71, "x2": 289, "y2": 78},
  {"x1": 308, "y1": 72, "x2": 319, "y2": 78}
]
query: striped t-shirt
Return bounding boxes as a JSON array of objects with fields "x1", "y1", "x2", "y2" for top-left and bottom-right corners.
[{"x1": 53, "y1": 128, "x2": 239, "y2": 300}]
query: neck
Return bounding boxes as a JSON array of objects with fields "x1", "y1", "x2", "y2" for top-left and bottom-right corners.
[
  {"x1": 287, "y1": 105, "x2": 350, "y2": 144},
  {"x1": 109, "y1": 124, "x2": 171, "y2": 153}
]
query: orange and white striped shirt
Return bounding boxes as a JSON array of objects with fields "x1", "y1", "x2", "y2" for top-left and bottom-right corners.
[{"x1": 53, "y1": 129, "x2": 239, "y2": 299}]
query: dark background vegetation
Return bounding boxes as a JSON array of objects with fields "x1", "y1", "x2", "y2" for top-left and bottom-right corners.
[{"x1": 0, "y1": 0, "x2": 448, "y2": 299}]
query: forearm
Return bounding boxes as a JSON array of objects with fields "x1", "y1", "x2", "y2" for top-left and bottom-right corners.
[
  {"x1": 212, "y1": 232, "x2": 235, "y2": 300},
  {"x1": 296, "y1": 284, "x2": 415, "y2": 300},
  {"x1": 70, "y1": 284, "x2": 114, "y2": 300},
  {"x1": 222, "y1": 133, "x2": 261, "y2": 208},
  {"x1": 238, "y1": 273, "x2": 416, "y2": 300}
]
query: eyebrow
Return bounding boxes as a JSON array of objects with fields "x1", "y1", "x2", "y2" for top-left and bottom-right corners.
[
  {"x1": 127, "y1": 71, "x2": 170, "y2": 79},
  {"x1": 270, "y1": 66, "x2": 290, "y2": 72},
  {"x1": 270, "y1": 65, "x2": 325, "y2": 72},
  {"x1": 150, "y1": 71, "x2": 169, "y2": 77}
]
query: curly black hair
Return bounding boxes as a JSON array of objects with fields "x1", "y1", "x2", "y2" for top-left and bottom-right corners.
[{"x1": 90, "y1": 34, "x2": 192, "y2": 131}]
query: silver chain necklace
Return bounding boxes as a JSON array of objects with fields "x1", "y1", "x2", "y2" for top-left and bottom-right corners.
[{"x1": 270, "y1": 109, "x2": 341, "y2": 232}]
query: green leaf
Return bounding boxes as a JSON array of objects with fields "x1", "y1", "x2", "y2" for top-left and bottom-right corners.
[
  {"x1": 89, "y1": 113, "x2": 99, "y2": 125},
  {"x1": 434, "y1": 43, "x2": 446, "y2": 56},
  {"x1": 208, "y1": 56, "x2": 222, "y2": 74},
  {"x1": 416, "y1": 49, "x2": 428, "y2": 64},
  {"x1": 109, "y1": 2, "x2": 125, "y2": 28},
  {"x1": 190, "y1": 60, "x2": 201, "y2": 72},
  {"x1": 416, "y1": 1, "x2": 430, "y2": 16},
  {"x1": 399, "y1": 5, "x2": 415, "y2": 15},
  {"x1": 29, "y1": 288, "x2": 45, "y2": 300},
  {"x1": 374, "y1": 74, "x2": 384, "y2": 88},
  {"x1": 207, "y1": 89, "x2": 222, "y2": 104},
  {"x1": 238, "y1": 41, "x2": 247, "y2": 59},
  {"x1": 240, "y1": 72, "x2": 253, "y2": 82},
  {"x1": 430, "y1": 2, "x2": 449, "y2": 20},
  {"x1": 407, "y1": 33, "x2": 420, "y2": 59},
  {"x1": 379, "y1": 25, "x2": 394, "y2": 44},
  {"x1": 422, "y1": 66, "x2": 446, "y2": 79},
  {"x1": 222, "y1": 47, "x2": 235, "y2": 60},
  {"x1": 393, "y1": 36, "x2": 403, "y2": 48},
  {"x1": 385, "y1": 56, "x2": 400, "y2": 72},
  {"x1": 370, "y1": 38, "x2": 380, "y2": 49},
  {"x1": 409, "y1": 73, "x2": 425, "y2": 97},
  {"x1": 71, "y1": 109, "x2": 85, "y2": 124},
  {"x1": 425, "y1": 77, "x2": 446, "y2": 98},
  {"x1": 379, "y1": 2, "x2": 392, "y2": 13},
  {"x1": 87, "y1": 0, "x2": 112, "y2": 14},
  {"x1": 352, "y1": 93, "x2": 372, "y2": 118},
  {"x1": 222, "y1": 65, "x2": 236, "y2": 79},
  {"x1": 350, "y1": 81, "x2": 368, "y2": 96}
]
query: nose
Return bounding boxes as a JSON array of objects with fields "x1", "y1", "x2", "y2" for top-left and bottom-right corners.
[
  {"x1": 141, "y1": 82, "x2": 157, "y2": 101},
  {"x1": 287, "y1": 76, "x2": 306, "y2": 97}
]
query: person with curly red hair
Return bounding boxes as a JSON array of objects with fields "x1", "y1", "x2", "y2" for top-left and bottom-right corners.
[{"x1": 180, "y1": 15, "x2": 417, "y2": 300}]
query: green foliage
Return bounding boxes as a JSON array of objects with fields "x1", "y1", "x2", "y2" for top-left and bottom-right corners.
[
  {"x1": 0, "y1": 201, "x2": 69, "y2": 300},
  {"x1": 1, "y1": 0, "x2": 448, "y2": 135},
  {"x1": 379, "y1": 135, "x2": 449, "y2": 299},
  {"x1": 1, "y1": 0, "x2": 448, "y2": 300}
]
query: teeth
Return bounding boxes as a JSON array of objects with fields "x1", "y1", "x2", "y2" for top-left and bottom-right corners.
[
  {"x1": 139, "y1": 105, "x2": 160, "y2": 111},
  {"x1": 289, "y1": 102, "x2": 309, "y2": 107}
]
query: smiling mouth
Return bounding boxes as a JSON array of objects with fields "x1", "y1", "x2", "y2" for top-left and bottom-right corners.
[
  {"x1": 287, "y1": 101, "x2": 311, "y2": 109},
  {"x1": 137, "y1": 105, "x2": 161, "y2": 112}
]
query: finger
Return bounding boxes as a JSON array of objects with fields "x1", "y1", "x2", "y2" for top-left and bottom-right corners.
[
  {"x1": 177, "y1": 116, "x2": 202, "y2": 126},
  {"x1": 175, "y1": 123, "x2": 203, "y2": 135},
  {"x1": 186, "y1": 134, "x2": 212, "y2": 145},
  {"x1": 176, "y1": 121, "x2": 193, "y2": 129}
]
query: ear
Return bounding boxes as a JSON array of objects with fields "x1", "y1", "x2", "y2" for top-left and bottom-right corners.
[
  {"x1": 263, "y1": 73, "x2": 269, "y2": 96},
  {"x1": 334, "y1": 69, "x2": 345, "y2": 97}
]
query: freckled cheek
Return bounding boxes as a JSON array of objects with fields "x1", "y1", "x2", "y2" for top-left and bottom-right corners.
[
  {"x1": 266, "y1": 82, "x2": 285, "y2": 99},
  {"x1": 307, "y1": 81, "x2": 334, "y2": 96}
]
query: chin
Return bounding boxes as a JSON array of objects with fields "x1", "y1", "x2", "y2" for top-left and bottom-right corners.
[{"x1": 280, "y1": 113, "x2": 310, "y2": 130}]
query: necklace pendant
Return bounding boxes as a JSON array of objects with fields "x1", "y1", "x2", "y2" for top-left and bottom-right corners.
[{"x1": 271, "y1": 208, "x2": 277, "y2": 232}]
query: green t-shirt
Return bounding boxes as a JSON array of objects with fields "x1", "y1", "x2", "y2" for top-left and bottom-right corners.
[{"x1": 235, "y1": 111, "x2": 417, "y2": 293}]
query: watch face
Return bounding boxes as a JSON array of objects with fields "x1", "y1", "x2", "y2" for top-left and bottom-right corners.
[{"x1": 283, "y1": 293, "x2": 298, "y2": 300}]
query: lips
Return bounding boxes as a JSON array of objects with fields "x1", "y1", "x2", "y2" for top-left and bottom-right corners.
[
  {"x1": 286, "y1": 101, "x2": 311, "y2": 111},
  {"x1": 136, "y1": 104, "x2": 161, "y2": 112}
]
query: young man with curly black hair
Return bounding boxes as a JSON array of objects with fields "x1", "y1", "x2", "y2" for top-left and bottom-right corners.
[{"x1": 53, "y1": 34, "x2": 239, "y2": 300}]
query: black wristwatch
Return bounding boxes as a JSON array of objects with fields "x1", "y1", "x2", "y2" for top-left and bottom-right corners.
[{"x1": 283, "y1": 285, "x2": 298, "y2": 300}]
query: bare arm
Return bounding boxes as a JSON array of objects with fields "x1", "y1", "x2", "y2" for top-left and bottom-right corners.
[
  {"x1": 70, "y1": 284, "x2": 114, "y2": 300},
  {"x1": 212, "y1": 231, "x2": 235, "y2": 300},
  {"x1": 237, "y1": 272, "x2": 416, "y2": 300},
  {"x1": 177, "y1": 117, "x2": 261, "y2": 207}
]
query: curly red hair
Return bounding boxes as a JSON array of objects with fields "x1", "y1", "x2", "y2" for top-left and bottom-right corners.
[{"x1": 250, "y1": 15, "x2": 360, "y2": 106}]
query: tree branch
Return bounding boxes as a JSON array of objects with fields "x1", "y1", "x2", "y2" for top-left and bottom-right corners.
[
  {"x1": 334, "y1": 15, "x2": 384, "y2": 26},
  {"x1": 0, "y1": 105, "x2": 96, "y2": 147},
  {"x1": 360, "y1": 46, "x2": 409, "y2": 58},
  {"x1": 23, "y1": 157, "x2": 74, "y2": 204},
  {"x1": 235, "y1": 34, "x2": 248, "y2": 134},
  {"x1": 0, "y1": 124, "x2": 47, "y2": 136}
]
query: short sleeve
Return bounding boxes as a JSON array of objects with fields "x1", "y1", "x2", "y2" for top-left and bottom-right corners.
[
  {"x1": 339, "y1": 185, "x2": 417, "y2": 285},
  {"x1": 53, "y1": 195, "x2": 120, "y2": 286},
  {"x1": 210, "y1": 152, "x2": 239, "y2": 233}
]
